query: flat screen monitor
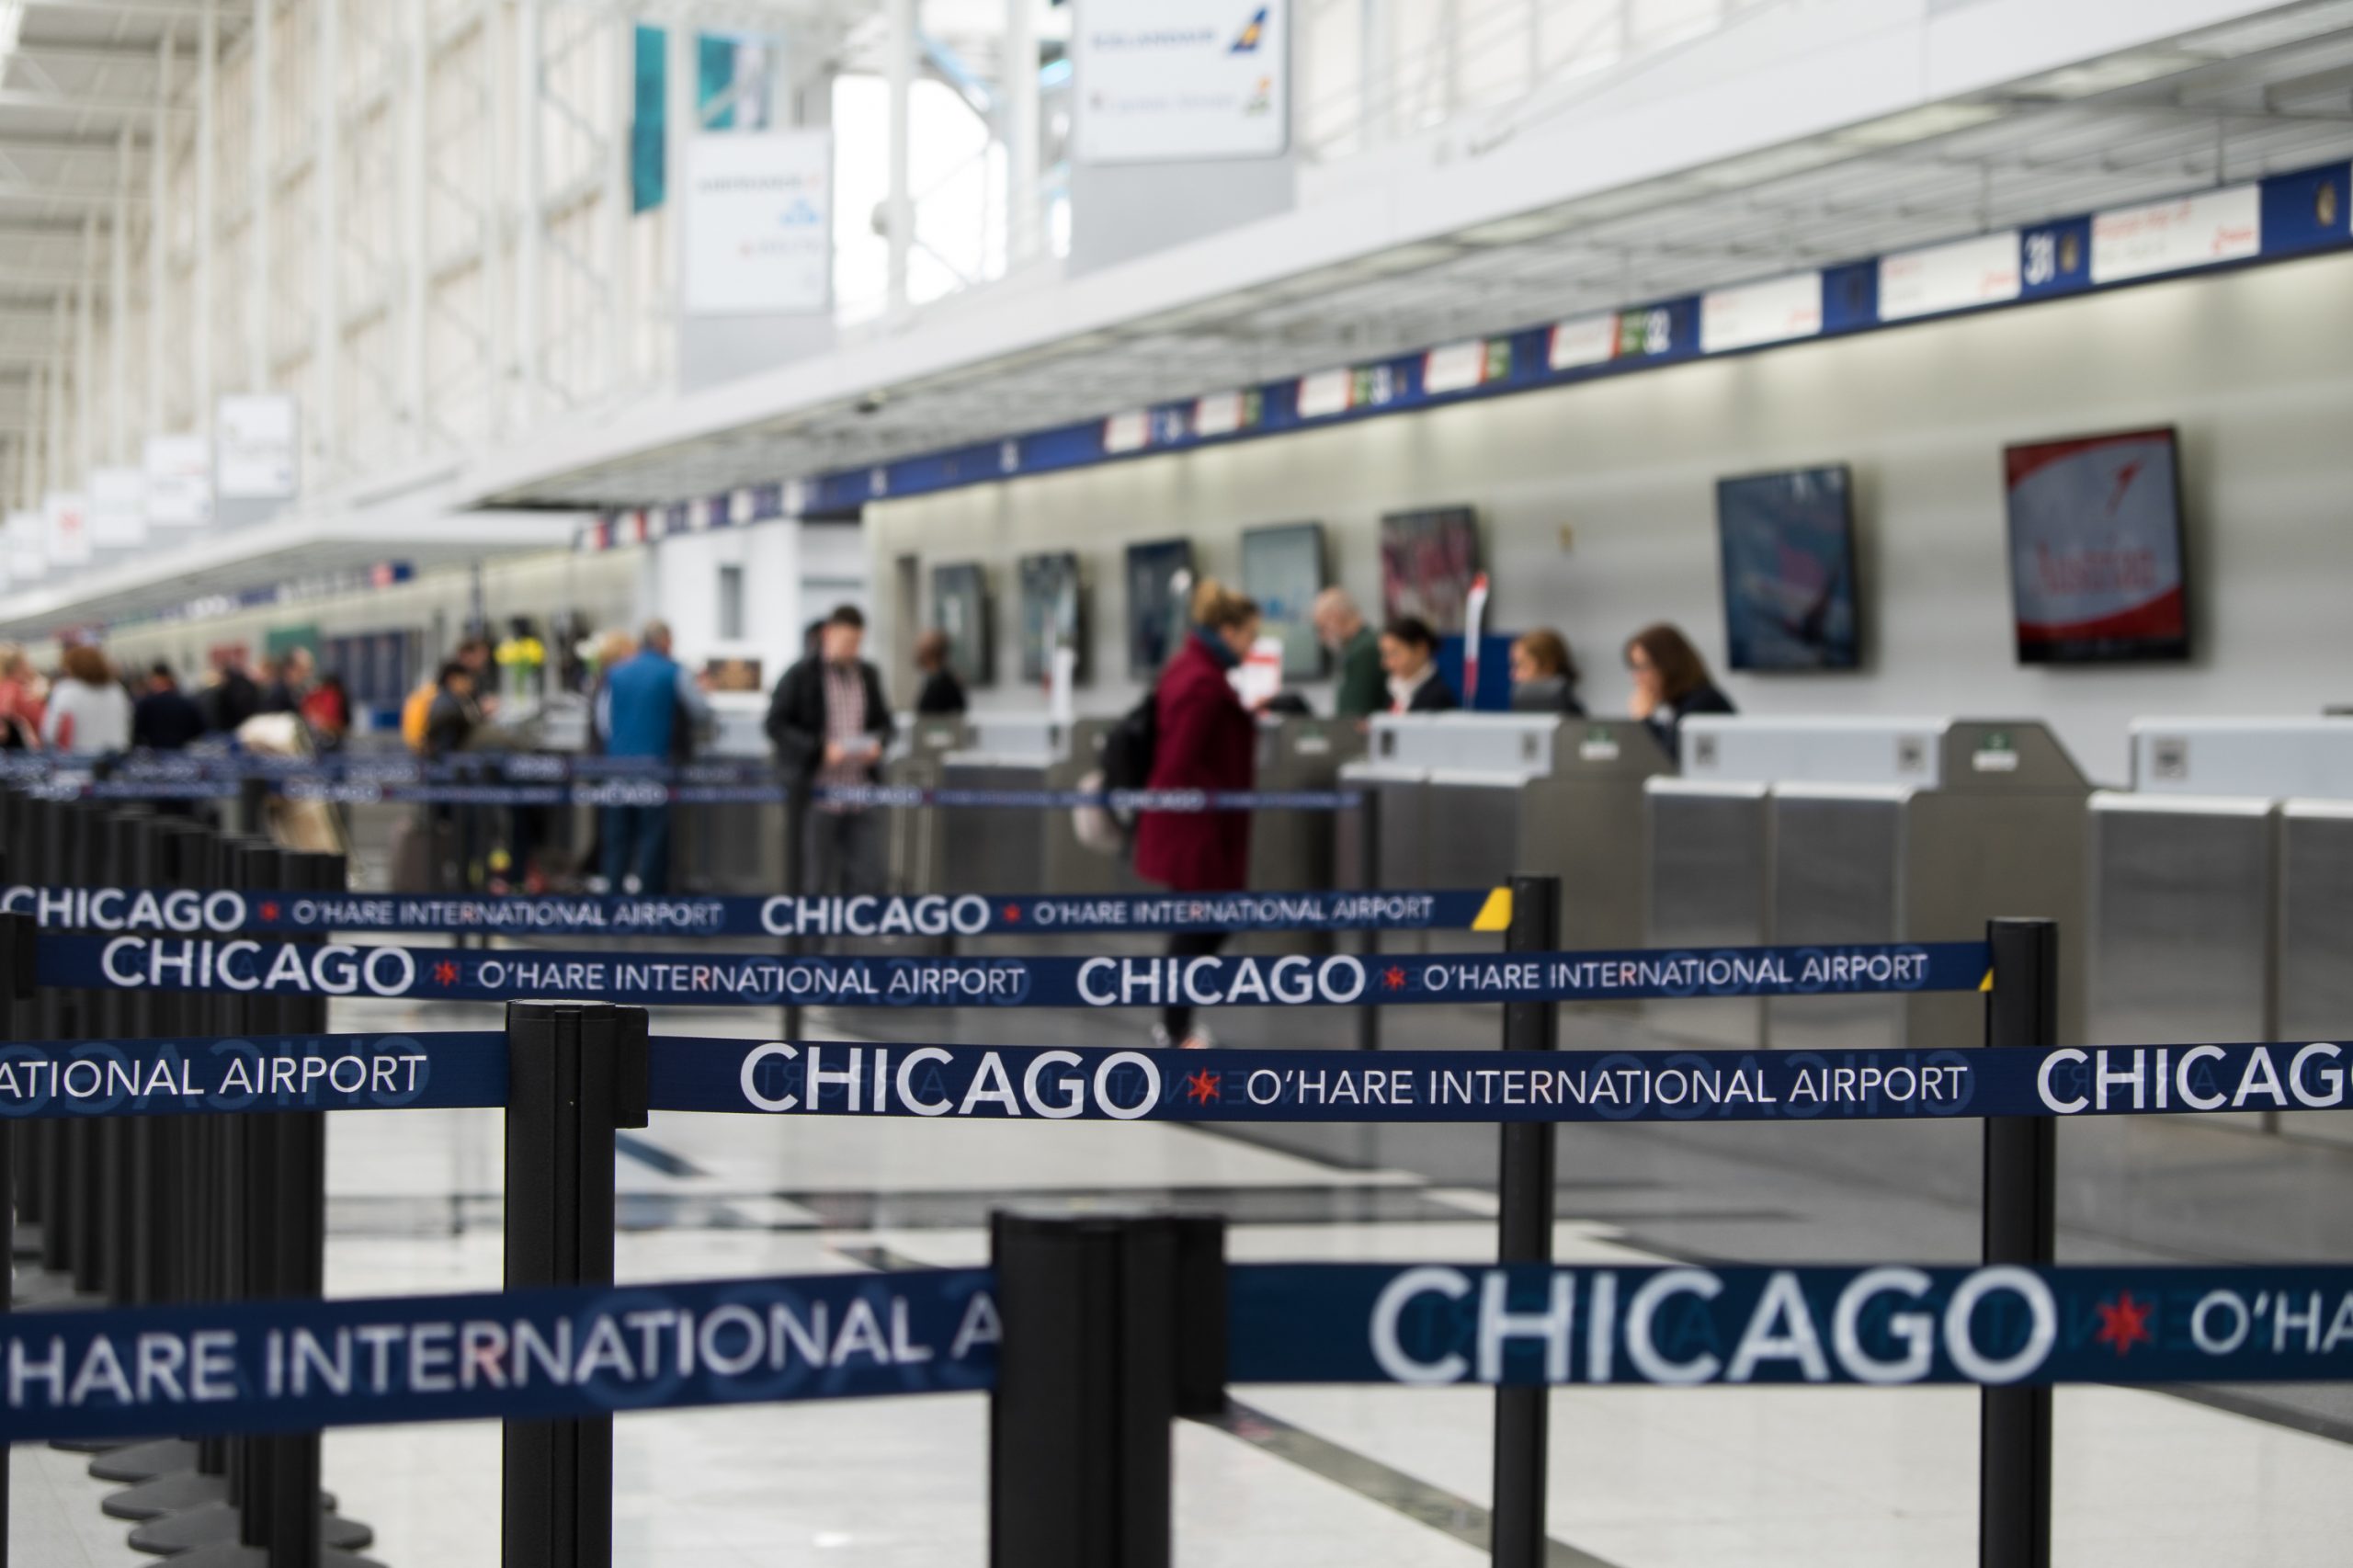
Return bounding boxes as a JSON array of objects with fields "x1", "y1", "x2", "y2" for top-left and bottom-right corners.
[
  {"x1": 2004, "y1": 427, "x2": 2188, "y2": 664},
  {"x1": 1125, "y1": 539, "x2": 1196, "y2": 678},
  {"x1": 1379, "y1": 506, "x2": 1480, "y2": 633},
  {"x1": 1715, "y1": 465, "x2": 1860, "y2": 671},
  {"x1": 1241, "y1": 522, "x2": 1327, "y2": 680},
  {"x1": 1017, "y1": 551, "x2": 1086, "y2": 685}
]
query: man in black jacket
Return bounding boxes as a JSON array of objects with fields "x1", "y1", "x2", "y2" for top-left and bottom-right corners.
[
  {"x1": 766, "y1": 604, "x2": 894, "y2": 898},
  {"x1": 131, "y1": 664, "x2": 208, "y2": 752}
]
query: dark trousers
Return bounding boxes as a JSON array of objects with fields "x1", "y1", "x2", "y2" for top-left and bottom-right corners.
[
  {"x1": 1165, "y1": 929, "x2": 1231, "y2": 1040},
  {"x1": 802, "y1": 808, "x2": 885, "y2": 900},
  {"x1": 599, "y1": 803, "x2": 672, "y2": 894}
]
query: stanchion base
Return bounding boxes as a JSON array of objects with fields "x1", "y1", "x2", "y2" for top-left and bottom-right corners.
[
  {"x1": 89, "y1": 1438, "x2": 198, "y2": 1484},
  {"x1": 126, "y1": 1501, "x2": 372, "y2": 1555},
  {"x1": 50, "y1": 1435, "x2": 129, "y2": 1453},
  {"x1": 102, "y1": 1470, "x2": 226, "y2": 1522},
  {"x1": 170, "y1": 1545, "x2": 385, "y2": 1568}
]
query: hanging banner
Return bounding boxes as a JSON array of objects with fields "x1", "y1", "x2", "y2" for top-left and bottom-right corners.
[
  {"x1": 5, "y1": 510, "x2": 43, "y2": 584},
  {"x1": 1229, "y1": 1261, "x2": 2353, "y2": 1388},
  {"x1": 144, "y1": 433, "x2": 213, "y2": 528},
  {"x1": 43, "y1": 492, "x2": 90, "y2": 569},
  {"x1": 87, "y1": 467, "x2": 147, "y2": 551},
  {"x1": 214, "y1": 394, "x2": 300, "y2": 501},
  {"x1": 1074, "y1": 0, "x2": 1289, "y2": 164},
  {"x1": 682, "y1": 130, "x2": 833, "y2": 315}
]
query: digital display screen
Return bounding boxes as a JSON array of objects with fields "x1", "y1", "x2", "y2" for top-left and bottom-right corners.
[
  {"x1": 1715, "y1": 466, "x2": 1860, "y2": 672},
  {"x1": 2004, "y1": 427, "x2": 2188, "y2": 664}
]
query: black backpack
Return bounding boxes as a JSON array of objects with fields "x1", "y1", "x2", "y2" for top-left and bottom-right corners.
[{"x1": 1097, "y1": 691, "x2": 1158, "y2": 811}]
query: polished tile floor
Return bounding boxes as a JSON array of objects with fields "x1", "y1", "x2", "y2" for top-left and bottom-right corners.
[{"x1": 17, "y1": 992, "x2": 2353, "y2": 1565}]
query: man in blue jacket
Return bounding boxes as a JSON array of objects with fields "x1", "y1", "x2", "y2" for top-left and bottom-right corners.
[{"x1": 593, "y1": 619, "x2": 710, "y2": 894}]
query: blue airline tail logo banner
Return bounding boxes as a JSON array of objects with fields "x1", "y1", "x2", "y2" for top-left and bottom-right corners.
[
  {"x1": 0, "y1": 885, "x2": 1506, "y2": 939},
  {"x1": 1229, "y1": 1262, "x2": 2353, "y2": 1389},
  {"x1": 654, "y1": 1039, "x2": 2353, "y2": 1123},
  {"x1": 43, "y1": 937, "x2": 1991, "y2": 1008},
  {"x1": 0, "y1": 1268, "x2": 996, "y2": 1445},
  {"x1": 0, "y1": 1033, "x2": 506, "y2": 1119}
]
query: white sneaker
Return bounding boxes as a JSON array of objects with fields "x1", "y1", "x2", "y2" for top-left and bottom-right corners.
[
  {"x1": 1150, "y1": 1024, "x2": 1176, "y2": 1050},
  {"x1": 1179, "y1": 1026, "x2": 1216, "y2": 1051}
]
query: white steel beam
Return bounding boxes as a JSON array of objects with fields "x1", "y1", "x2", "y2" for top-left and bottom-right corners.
[
  {"x1": 195, "y1": 0, "x2": 216, "y2": 434},
  {"x1": 247, "y1": 0, "x2": 269, "y2": 390},
  {"x1": 1006, "y1": 0, "x2": 1038, "y2": 267},
  {"x1": 482, "y1": 0, "x2": 506, "y2": 437},
  {"x1": 147, "y1": 26, "x2": 168, "y2": 440},
  {"x1": 603, "y1": 6, "x2": 631, "y2": 395},
  {"x1": 110, "y1": 127, "x2": 128, "y2": 462},
  {"x1": 403, "y1": 0, "x2": 426, "y2": 449},
  {"x1": 315, "y1": 0, "x2": 340, "y2": 481},
  {"x1": 886, "y1": 0, "x2": 913, "y2": 313},
  {"x1": 664, "y1": 15, "x2": 689, "y2": 385},
  {"x1": 75, "y1": 214, "x2": 93, "y2": 484},
  {"x1": 516, "y1": 0, "x2": 542, "y2": 423}
]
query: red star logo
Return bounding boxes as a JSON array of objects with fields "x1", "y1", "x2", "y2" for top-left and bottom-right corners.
[
  {"x1": 1002, "y1": 904, "x2": 1022, "y2": 923},
  {"x1": 259, "y1": 902, "x2": 280, "y2": 921},
  {"x1": 2094, "y1": 1291, "x2": 2155, "y2": 1357},
  {"x1": 1183, "y1": 1069, "x2": 1220, "y2": 1104},
  {"x1": 1381, "y1": 966, "x2": 1407, "y2": 991},
  {"x1": 432, "y1": 960, "x2": 460, "y2": 987}
]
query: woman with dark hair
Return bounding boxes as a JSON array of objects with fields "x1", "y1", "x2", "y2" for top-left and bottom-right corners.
[
  {"x1": 1133, "y1": 578, "x2": 1264, "y2": 1051},
  {"x1": 1625, "y1": 622, "x2": 1734, "y2": 756},
  {"x1": 1509, "y1": 629, "x2": 1586, "y2": 716},
  {"x1": 1379, "y1": 616, "x2": 1458, "y2": 713},
  {"x1": 913, "y1": 629, "x2": 968, "y2": 715}
]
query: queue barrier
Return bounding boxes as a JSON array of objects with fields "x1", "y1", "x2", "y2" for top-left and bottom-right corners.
[
  {"x1": 0, "y1": 882, "x2": 1515, "y2": 938},
  {"x1": 37, "y1": 933, "x2": 1993, "y2": 1008}
]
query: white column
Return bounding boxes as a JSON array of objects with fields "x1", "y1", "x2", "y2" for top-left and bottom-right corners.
[
  {"x1": 664, "y1": 14, "x2": 692, "y2": 377},
  {"x1": 403, "y1": 0, "x2": 428, "y2": 449},
  {"x1": 480, "y1": 0, "x2": 506, "y2": 434},
  {"x1": 75, "y1": 218, "x2": 95, "y2": 485},
  {"x1": 1006, "y1": 0, "x2": 1038, "y2": 268},
  {"x1": 111, "y1": 128, "x2": 131, "y2": 464},
  {"x1": 46, "y1": 303, "x2": 66, "y2": 494},
  {"x1": 148, "y1": 29, "x2": 171, "y2": 439},
  {"x1": 885, "y1": 0, "x2": 914, "y2": 314},
  {"x1": 248, "y1": 0, "x2": 271, "y2": 390},
  {"x1": 603, "y1": 7, "x2": 632, "y2": 395},
  {"x1": 315, "y1": 0, "x2": 340, "y2": 482},
  {"x1": 514, "y1": 0, "x2": 541, "y2": 423},
  {"x1": 196, "y1": 0, "x2": 216, "y2": 434}
]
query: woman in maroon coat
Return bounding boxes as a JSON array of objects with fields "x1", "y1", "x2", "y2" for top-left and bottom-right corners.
[{"x1": 1133, "y1": 579, "x2": 1263, "y2": 1049}]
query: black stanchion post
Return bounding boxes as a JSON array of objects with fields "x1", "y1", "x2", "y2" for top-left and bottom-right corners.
[
  {"x1": 1353, "y1": 788, "x2": 1381, "y2": 1052},
  {"x1": 780, "y1": 792, "x2": 807, "y2": 1043},
  {"x1": 1491, "y1": 874, "x2": 1560, "y2": 1568},
  {"x1": 503, "y1": 1000, "x2": 650, "y2": 1568},
  {"x1": 1980, "y1": 917, "x2": 2058, "y2": 1568},
  {"x1": 987, "y1": 1211, "x2": 1227, "y2": 1568}
]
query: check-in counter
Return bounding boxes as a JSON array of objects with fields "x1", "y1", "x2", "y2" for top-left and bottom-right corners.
[
  {"x1": 941, "y1": 716, "x2": 1069, "y2": 895},
  {"x1": 1644, "y1": 780, "x2": 1769, "y2": 1047},
  {"x1": 1237, "y1": 715, "x2": 1369, "y2": 956},
  {"x1": 674, "y1": 695, "x2": 787, "y2": 895},
  {"x1": 1520, "y1": 718, "x2": 1673, "y2": 953},
  {"x1": 1658, "y1": 717, "x2": 2090, "y2": 1053},
  {"x1": 2101, "y1": 719, "x2": 2353, "y2": 1144},
  {"x1": 888, "y1": 713, "x2": 970, "y2": 894},
  {"x1": 1044, "y1": 716, "x2": 1145, "y2": 898}
]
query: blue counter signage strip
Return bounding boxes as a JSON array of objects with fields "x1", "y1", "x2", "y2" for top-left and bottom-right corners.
[
  {"x1": 0, "y1": 1032, "x2": 506, "y2": 1118},
  {"x1": 0, "y1": 884, "x2": 1512, "y2": 939},
  {"x1": 43, "y1": 936, "x2": 1991, "y2": 1008},
  {"x1": 771, "y1": 159, "x2": 2353, "y2": 516},
  {"x1": 648, "y1": 1039, "x2": 2353, "y2": 1124},
  {"x1": 0, "y1": 1267, "x2": 998, "y2": 1444},
  {"x1": 1226, "y1": 1262, "x2": 2353, "y2": 1389}
]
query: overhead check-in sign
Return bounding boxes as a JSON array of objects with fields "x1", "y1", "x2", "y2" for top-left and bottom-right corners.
[
  {"x1": 43, "y1": 492, "x2": 90, "y2": 569},
  {"x1": 1075, "y1": 0, "x2": 1289, "y2": 164},
  {"x1": 684, "y1": 131, "x2": 833, "y2": 316},
  {"x1": 144, "y1": 434, "x2": 212, "y2": 528},
  {"x1": 215, "y1": 395, "x2": 300, "y2": 502},
  {"x1": 88, "y1": 468, "x2": 146, "y2": 551}
]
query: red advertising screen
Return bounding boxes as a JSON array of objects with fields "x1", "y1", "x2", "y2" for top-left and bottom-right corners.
[{"x1": 2003, "y1": 427, "x2": 2188, "y2": 664}]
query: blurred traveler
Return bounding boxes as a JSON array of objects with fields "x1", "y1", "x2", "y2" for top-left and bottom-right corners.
[
  {"x1": 585, "y1": 630, "x2": 638, "y2": 754},
  {"x1": 259, "y1": 647, "x2": 314, "y2": 714},
  {"x1": 1134, "y1": 580, "x2": 1265, "y2": 1051},
  {"x1": 913, "y1": 629, "x2": 967, "y2": 716},
  {"x1": 132, "y1": 664, "x2": 208, "y2": 751},
  {"x1": 424, "y1": 662, "x2": 482, "y2": 758},
  {"x1": 1313, "y1": 588, "x2": 1383, "y2": 720},
  {"x1": 42, "y1": 644, "x2": 131, "y2": 755},
  {"x1": 767, "y1": 605, "x2": 893, "y2": 899},
  {"x1": 0, "y1": 645, "x2": 45, "y2": 748},
  {"x1": 1509, "y1": 630, "x2": 1586, "y2": 716},
  {"x1": 1380, "y1": 617, "x2": 1459, "y2": 714},
  {"x1": 594, "y1": 619, "x2": 712, "y2": 896},
  {"x1": 1625, "y1": 622, "x2": 1735, "y2": 756},
  {"x1": 301, "y1": 671, "x2": 352, "y2": 744},
  {"x1": 208, "y1": 649, "x2": 260, "y2": 733}
]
